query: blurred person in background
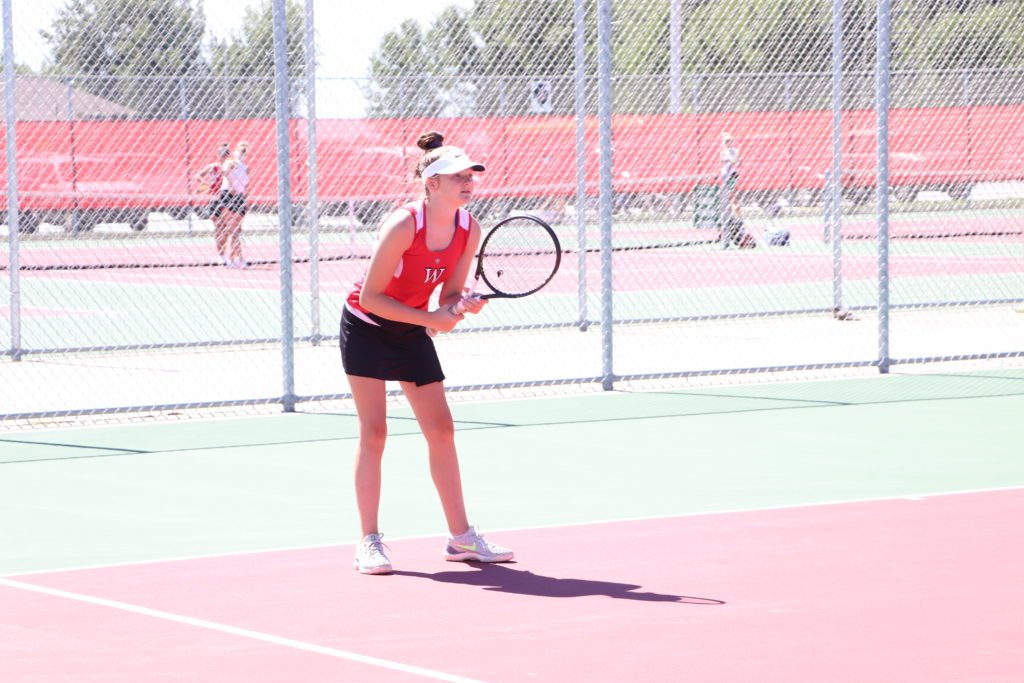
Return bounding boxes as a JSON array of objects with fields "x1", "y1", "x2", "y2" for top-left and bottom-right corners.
[
  {"x1": 196, "y1": 142, "x2": 232, "y2": 264},
  {"x1": 721, "y1": 131, "x2": 741, "y2": 217},
  {"x1": 220, "y1": 141, "x2": 251, "y2": 269}
]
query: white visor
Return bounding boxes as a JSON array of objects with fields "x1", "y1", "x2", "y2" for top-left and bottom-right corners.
[{"x1": 421, "y1": 148, "x2": 486, "y2": 178}]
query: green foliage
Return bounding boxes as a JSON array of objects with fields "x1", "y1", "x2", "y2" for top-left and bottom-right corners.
[
  {"x1": 611, "y1": 0, "x2": 671, "y2": 75},
  {"x1": 41, "y1": 0, "x2": 307, "y2": 120},
  {"x1": 367, "y1": 0, "x2": 585, "y2": 118},
  {"x1": 365, "y1": 0, "x2": 879, "y2": 117},
  {"x1": 365, "y1": 0, "x2": 1024, "y2": 117},
  {"x1": 469, "y1": 0, "x2": 576, "y2": 76},
  {"x1": 208, "y1": 0, "x2": 307, "y2": 118},
  {"x1": 42, "y1": 0, "x2": 208, "y2": 118},
  {"x1": 674, "y1": 0, "x2": 878, "y2": 74},
  {"x1": 900, "y1": 0, "x2": 1024, "y2": 70},
  {"x1": 368, "y1": 19, "x2": 446, "y2": 117}
]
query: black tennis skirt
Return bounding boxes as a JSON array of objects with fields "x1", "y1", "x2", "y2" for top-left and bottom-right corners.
[
  {"x1": 339, "y1": 306, "x2": 445, "y2": 386},
  {"x1": 210, "y1": 190, "x2": 247, "y2": 217}
]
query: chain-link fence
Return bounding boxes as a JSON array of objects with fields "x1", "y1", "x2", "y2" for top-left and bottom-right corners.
[{"x1": 3, "y1": 0, "x2": 1023, "y2": 425}]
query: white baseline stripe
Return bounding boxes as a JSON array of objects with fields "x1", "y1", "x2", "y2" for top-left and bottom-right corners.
[
  {"x1": 0, "y1": 578, "x2": 481, "y2": 683},
  {"x1": 501, "y1": 484, "x2": 1024, "y2": 534}
]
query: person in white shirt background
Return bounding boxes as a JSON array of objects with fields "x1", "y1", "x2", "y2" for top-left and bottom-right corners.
[{"x1": 219, "y1": 141, "x2": 251, "y2": 269}]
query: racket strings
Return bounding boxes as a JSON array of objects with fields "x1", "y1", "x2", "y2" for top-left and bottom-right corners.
[{"x1": 479, "y1": 218, "x2": 560, "y2": 296}]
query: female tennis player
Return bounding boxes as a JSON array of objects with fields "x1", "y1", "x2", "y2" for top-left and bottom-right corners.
[
  {"x1": 195, "y1": 143, "x2": 231, "y2": 264},
  {"x1": 219, "y1": 141, "x2": 250, "y2": 269},
  {"x1": 720, "y1": 132, "x2": 741, "y2": 216},
  {"x1": 341, "y1": 131, "x2": 514, "y2": 575}
]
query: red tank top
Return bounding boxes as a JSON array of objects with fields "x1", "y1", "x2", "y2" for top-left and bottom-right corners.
[
  {"x1": 346, "y1": 202, "x2": 472, "y2": 322},
  {"x1": 208, "y1": 165, "x2": 224, "y2": 194}
]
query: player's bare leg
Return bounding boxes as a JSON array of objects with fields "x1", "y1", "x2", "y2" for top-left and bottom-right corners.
[
  {"x1": 348, "y1": 375, "x2": 389, "y2": 537},
  {"x1": 401, "y1": 380, "x2": 470, "y2": 536}
]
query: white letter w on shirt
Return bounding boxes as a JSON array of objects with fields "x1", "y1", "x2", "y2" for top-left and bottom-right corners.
[{"x1": 423, "y1": 267, "x2": 446, "y2": 283}]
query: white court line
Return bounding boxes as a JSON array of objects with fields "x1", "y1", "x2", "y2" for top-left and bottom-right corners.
[
  {"x1": 0, "y1": 577, "x2": 482, "y2": 683},
  {"x1": 3, "y1": 486, "x2": 1021, "y2": 680},
  {"x1": 5, "y1": 484, "x2": 1022, "y2": 580}
]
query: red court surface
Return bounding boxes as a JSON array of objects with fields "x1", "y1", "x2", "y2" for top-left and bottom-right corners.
[{"x1": 4, "y1": 489, "x2": 1023, "y2": 682}]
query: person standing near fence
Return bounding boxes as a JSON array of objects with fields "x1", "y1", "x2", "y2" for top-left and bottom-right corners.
[
  {"x1": 219, "y1": 141, "x2": 250, "y2": 269},
  {"x1": 340, "y1": 130, "x2": 514, "y2": 575},
  {"x1": 720, "y1": 132, "x2": 741, "y2": 217},
  {"x1": 196, "y1": 143, "x2": 232, "y2": 264}
]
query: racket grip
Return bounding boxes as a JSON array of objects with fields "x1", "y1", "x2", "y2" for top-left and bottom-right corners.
[{"x1": 450, "y1": 294, "x2": 479, "y2": 315}]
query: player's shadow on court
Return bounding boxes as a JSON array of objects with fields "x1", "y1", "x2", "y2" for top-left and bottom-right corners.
[{"x1": 394, "y1": 563, "x2": 724, "y2": 604}]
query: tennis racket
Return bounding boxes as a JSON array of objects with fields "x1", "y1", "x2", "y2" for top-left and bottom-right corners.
[{"x1": 452, "y1": 214, "x2": 562, "y2": 314}]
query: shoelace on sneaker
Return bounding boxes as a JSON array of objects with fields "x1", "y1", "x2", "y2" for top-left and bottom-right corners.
[
  {"x1": 359, "y1": 536, "x2": 390, "y2": 564},
  {"x1": 478, "y1": 537, "x2": 506, "y2": 553},
  {"x1": 364, "y1": 539, "x2": 389, "y2": 559}
]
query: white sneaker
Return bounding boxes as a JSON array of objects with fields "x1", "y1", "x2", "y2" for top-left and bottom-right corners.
[
  {"x1": 228, "y1": 259, "x2": 248, "y2": 269},
  {"x1": 216, "y1": 255, "x2": 228, "y2": 265},
  {"x1": 444, "y1": 525, "x2": 514, "y2": 563},
  {"x1": 353, "y1": 533, "x2": 392, "y2": 574}
]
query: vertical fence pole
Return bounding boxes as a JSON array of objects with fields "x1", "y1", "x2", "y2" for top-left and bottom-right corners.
[
  {"x1": 784, "y1": 72, "x2": 795, "y2": 208},
  {"x1": 961, "y1": 70, "x2": 972, "y2": 209},
  {"x1": 65, "y1": 77, "x2": 81, "y2": 234},
  {"x1": 876, "y1": 0, "x2": 891, "y2": 374},
  {"x1": 597, "y1": 0, "x2": 614, "y2": 390},
  {"x1": 574, "y1": 0, "x2": 588, "y2": 331},
  {"x1": 179, "y1": 77, "x2": 195, "y2": 235},
  {"x1": 272, "y1": 0, "x2": 296, "y2": 410},
  {"x1": 692, "y1": 73, "x2": 702, "y2": 182},
  {"x1": 669, "y1": 0, "x2": 682, "y2": 114},
  {"x1": 305, "y1": 0, "x2": 321, "y2": 345},
  {"x1": 2, "y1": 0, "x2": 20, "y2": 361},
  {"x1": 831, "y1": 0, "x2": 844, "y2": 313}
]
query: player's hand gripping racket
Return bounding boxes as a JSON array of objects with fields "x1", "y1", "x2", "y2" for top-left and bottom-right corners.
[{"x1": 452, "y1": 214, "x2": 562, "y2": 314}]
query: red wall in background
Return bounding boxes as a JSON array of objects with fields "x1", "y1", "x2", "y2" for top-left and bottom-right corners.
[{"x1": 2, "y1": 104, "x2": 1022, "y2": 213}]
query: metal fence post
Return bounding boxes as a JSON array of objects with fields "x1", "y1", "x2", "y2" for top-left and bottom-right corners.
[
  {"x1": 65, "y1": 76, "x2": 81, "y2": 234},
  {"x1": 962, "y1": 69, "x2": 973, "y2": 209},
  {"x1": 691, "y1": 74, "x2": 703, "y2": 181},
  {"x1": 2, "y1": 0, "x2": 20, "y2": 361},
  {"x1": 597, "y1": 0, "x2": 613, "y2": 390},
  {"x1": 305, "y1": 0, "x2": 321, "y2": 346},
  {"x1": 669, "y1": 0, "x2": 682, "y2": 114},
  {"x1": 272, "y1": 0, "x2": 296, "y2": 410},
  {"x1": 784, "y1": 71, "x2": 795, "y2": 208},
  {"x1": 574, "y1": 0, "x2": 588, "y2": 332},
  {"x1": 831, "y1": 0, "x2": 844, "y2": 314},
  {"x1": 876, "y1": 0, "x2": 892, "y2": 374},
  {"x1": 179, "y1": 76, "x2": 195, "y2": 235}
]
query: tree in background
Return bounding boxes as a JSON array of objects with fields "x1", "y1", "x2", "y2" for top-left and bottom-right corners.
[
  {"x1": 41, "y1": 0, "x2": 307, "y2": 120},
  {"x1": 42, "y1": 0, "x2": 210, "y2": 119},
  {"x1": 208, "y1": 0, "x2": 307, "y2": 119},
  {"x1": 900, "y1": 0, "x2": 1024, "y2": 71},
  {"x1": 366, "y1": 19, "x2": 448, "y2": 118},
  {"x1": 367, "y1": 0, "x2": 581, "y2": 118},
  {"x1": 366, "y1": 0, "x2": 869, "y2": 118},
  {"x1": 367, "y1": 0, "x2": 1024, "y2": 118}
]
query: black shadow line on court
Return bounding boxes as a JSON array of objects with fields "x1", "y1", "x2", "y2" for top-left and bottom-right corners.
[{"x1": 4, "y1": 385, "x2": 1022, "y2": 466}]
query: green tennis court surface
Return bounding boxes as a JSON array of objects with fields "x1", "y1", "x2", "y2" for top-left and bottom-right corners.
[
  {"x1": 3, "y1": 369, "x2": 1022, "y2": 574},
  {"x1": 2, "y1": 370, "x2": 1022, "y2": 681},
  {"x1": 6, "y1": 206, "x2": 1021, "y2": 353}
]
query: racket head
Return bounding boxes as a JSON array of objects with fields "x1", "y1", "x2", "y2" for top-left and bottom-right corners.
[{"x1": 475, "y1": 214, "x2": 561, "y2": 299}]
